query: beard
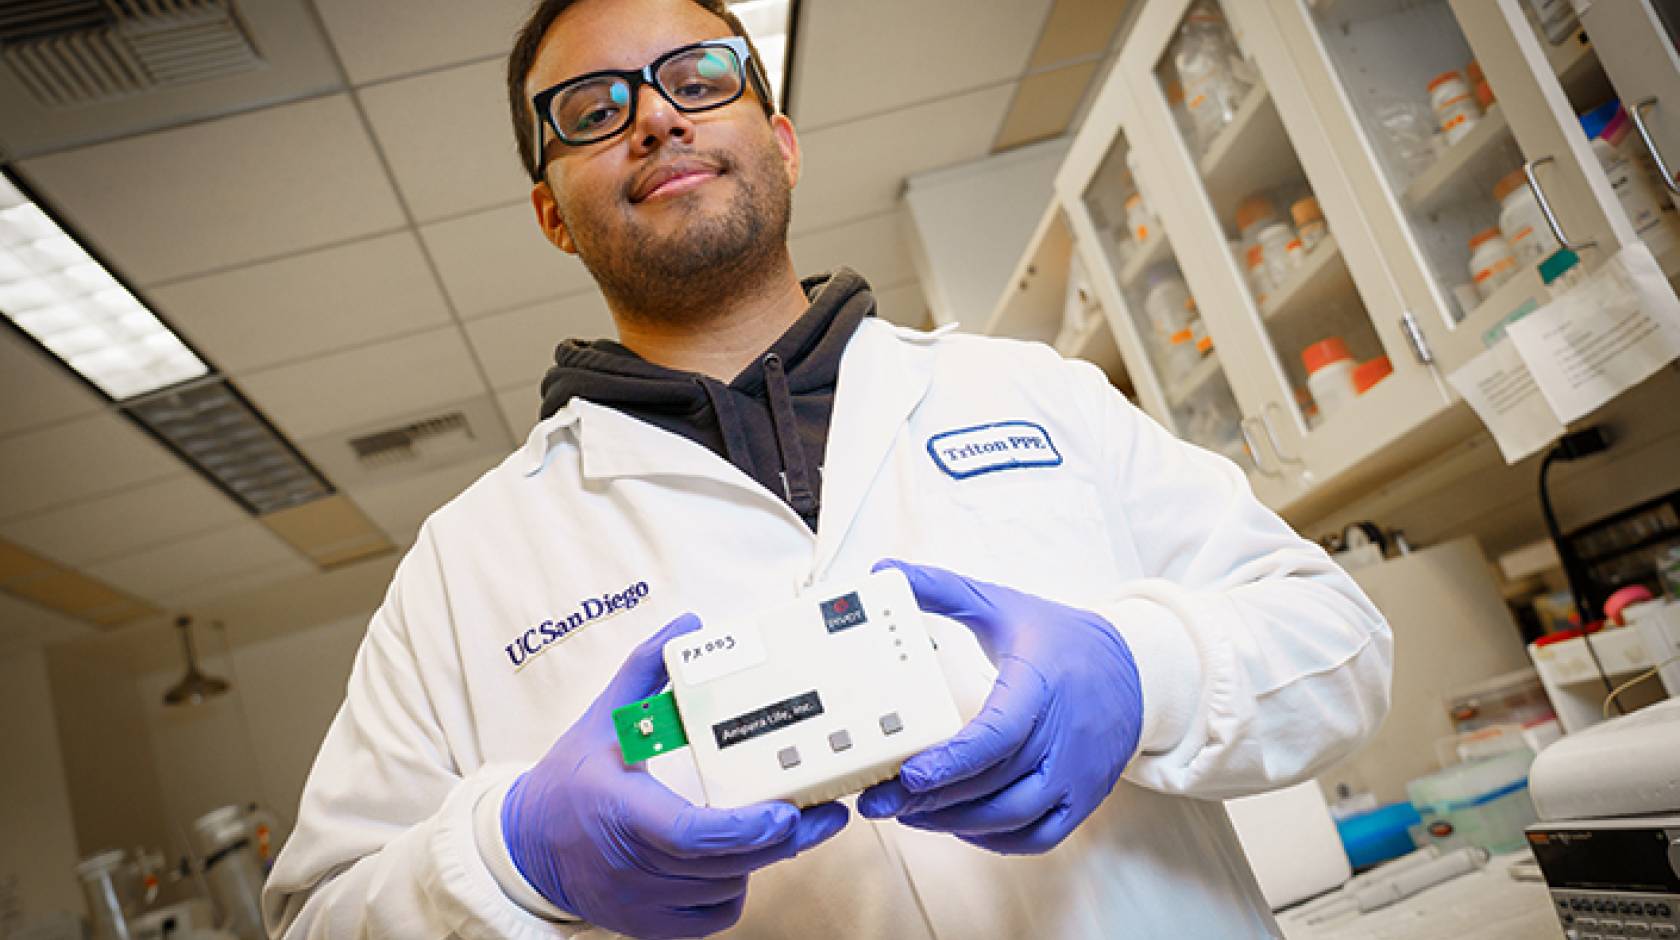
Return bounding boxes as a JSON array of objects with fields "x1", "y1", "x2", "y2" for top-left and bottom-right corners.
[{"x1": 560, "y1": 137, "x2": 793, "y2": 326}]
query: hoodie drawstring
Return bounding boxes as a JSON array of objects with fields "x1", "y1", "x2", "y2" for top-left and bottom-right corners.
[{"x1": 762, "y1": 353, "x2": 820, "y2": 528}]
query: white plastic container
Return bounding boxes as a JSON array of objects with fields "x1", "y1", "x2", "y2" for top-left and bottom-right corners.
[
  {"x1": 1124, "y1": 191, "x2": 1157, "y2": 248},
  {"x1": 1468, "y1": 227, "x2": 1519, "y2": 300},
  {"x1": 1522, "y1": 0, "x2": 1578, "y2": 45},
  {"x1": 1256, "y1": 222, "x2": 1298, "y2": 287},
  {"x1": 1291, "y1": 197, "x2": 1326, "y2": 254},
  {"x1": 1428, "y1": 70, "x2": 1480, "y2": 145},
  {"x1": 1591, "y1": 105, "x2": 1680, "y2": 260},
  {"x1": 1495, "y1": 168, "x2": 1563, "y2": 267},
  {"x1": 1143, "y1": 269, "x2": 1203, "y2": 384},
  {"x1": 1303, "y1": 337, "x2": 1358, "y2": 421}
]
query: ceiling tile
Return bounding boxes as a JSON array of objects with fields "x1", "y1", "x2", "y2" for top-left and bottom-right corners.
[
  {"x1": 238, "y1": 328, "x2": 488, "y2": 441},
  {"x1": 86, "y1": 522, "x2": 312, "y2": 606},
  {"x1": 873, "y1": 281, "x2": 932, "y2": 329},
  {"x1": 789, "y1": 210, "x2": 917, "y2": 288},
  {"x1": 496, "y1": 387, "x2": 542, "y2": 443},
  {"x1": 314, "y1": 0, "x2": 532, "y2": 86},
  {"x1": 17, "y1": 95, "x2": 407, "y2": 285},
  {"x1": 0, "y1": 0, "x2": 340, "y2": 161},
  {"x1": 1028, "y1": 0, "x2": 1130, "y2": 70},
  {"x1": 465, "y1": 292, "x2": 615, "y2": 392},
  {"x1": 792, "y1": 0, "x2": 1051, "y2": 130},
  {"x1": 359, "y1": 59, "x2": 533, "y2": 222},
  {"x1": 149, "y1": 233, "x2": 452, "y2": 375},
  {"x1": 0, "y1": 474, "x2": 247, "y2": 568},
  {"x1": 349, "y1": 455, "x2": 499, "y2": 547},
  {"x1": 0, "y1": 413, "x2": 181, "y2": 522},
  {"x1": 0, "y1": 329, "x2": 103, "y2": 437},
  {"x1": 992, "y1": 61, "x2": 1099, "y2": 152},
  {"x1": 791, "y1": 84, "x2": 1015, "y2": 235},
  {"x1": 421, "y1": 203, "x2": 597, "y2": 317}
]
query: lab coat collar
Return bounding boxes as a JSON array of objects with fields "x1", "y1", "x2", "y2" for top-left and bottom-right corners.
[
  {"x1": 517, "y1": 320, "x2": 953, "y2": 551},
  {"x1": 809, "y1": 319, "x2": 952, "y2": 574}
]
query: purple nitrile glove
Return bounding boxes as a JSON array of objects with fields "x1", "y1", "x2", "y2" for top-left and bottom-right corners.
[
  {"x1": 502, "y1": 613, "x2": 850, "y2": 939},
  {"x1": 857, "y1": 560, "x2": 1143, "y2": 855}
]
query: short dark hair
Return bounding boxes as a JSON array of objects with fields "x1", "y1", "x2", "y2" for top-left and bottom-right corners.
[{"x1": 507, "y1": 0, "x2": 776, "y2": 181}]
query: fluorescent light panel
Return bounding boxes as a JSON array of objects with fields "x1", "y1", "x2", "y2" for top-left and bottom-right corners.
[
  {"x1": 731, "y1": 0, "x2": 791, "y2": 107},
  {"x1": 126, "y1": 378, "x2": 334, "y2": 516},
  {"x1": 0, "y1": 173, "x2": 208, "y2": 400}
]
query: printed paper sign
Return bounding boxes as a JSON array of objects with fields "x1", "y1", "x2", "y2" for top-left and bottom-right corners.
[
  {"x1": 1447, "y1": 340, "x2": 1565, "y2": 463},
  {"x1": 1506, "y1": 242, "x2": 1680, "y2": 422}
]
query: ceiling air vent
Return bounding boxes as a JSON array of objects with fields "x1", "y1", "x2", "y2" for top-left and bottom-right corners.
[
  {"x1": 349, "y1": 412, "x2": 476, "y2": 470},
  {"x1": 1, "y1": 0, "x2": 262, "y2": 108}
]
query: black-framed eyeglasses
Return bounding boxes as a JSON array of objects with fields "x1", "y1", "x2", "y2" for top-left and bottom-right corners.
[{"x1": 529, "y1": 36, "x2": 772, "y2": 180}]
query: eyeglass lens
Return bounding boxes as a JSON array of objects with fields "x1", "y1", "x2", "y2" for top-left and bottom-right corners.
[{"x1": 550, "y1": 46, "x2": 743, "y2": 144}]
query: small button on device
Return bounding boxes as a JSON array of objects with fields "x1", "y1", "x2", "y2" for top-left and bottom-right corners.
[
  {"x1": 880, "y1": 712, "x2": 904, "y2": 735},
  {"x1": 828, "y1": 730, "x2": 852, "y2": 753},
  {"x1": 777, "y1": 746, "x2": 801, "y2": 770}
]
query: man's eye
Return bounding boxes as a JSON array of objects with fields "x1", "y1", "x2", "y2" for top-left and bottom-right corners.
[
  {"x1": 575, "y1": 106, "x2": 617, "y2": 131},
  {"x1": 674, "y1": 81, "x2": 715, "y2": 100}
]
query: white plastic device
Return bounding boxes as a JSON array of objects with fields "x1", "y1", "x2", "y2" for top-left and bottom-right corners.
[{"x1": 662, "y1": 568, "x2": 963, "y2": 808}]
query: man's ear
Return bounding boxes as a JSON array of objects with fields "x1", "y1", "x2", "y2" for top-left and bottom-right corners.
[
  {"x1": 771, "y1": 113, "x2": 800, "y2": 190},
  {"x1": 530, "y1": 179, "x2": 578, "y2": 254}
]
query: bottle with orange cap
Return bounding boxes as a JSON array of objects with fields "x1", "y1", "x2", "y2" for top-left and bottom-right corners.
[
  {"x1": 1428, "y1": 70, "x2": 1481, "y2": 146},
  {"x1": 1303, "y1": 337, "x2": 1359, "y2": 423},
  {"x1": 1468, "y1": 227, "x2": 1519, "y2": 300}
]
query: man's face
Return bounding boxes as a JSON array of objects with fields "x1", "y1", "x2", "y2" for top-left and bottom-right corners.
[{"x1": 526, "y1": 0, "x2": 800, "y2": 319}]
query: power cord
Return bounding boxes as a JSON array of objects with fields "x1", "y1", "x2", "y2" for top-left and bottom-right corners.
[
  {"x1": 1538, "y1": 428, "x2": 1618, "y2": 711},
  {"x1": 1601, "y1": 655, "x2": 1680, "y2": 719}
]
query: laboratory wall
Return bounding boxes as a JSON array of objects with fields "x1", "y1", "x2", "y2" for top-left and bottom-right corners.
[
  {"x1": 45, "y1": 641, "x2": 175, "y2": 864},
  {"x1": 43, "y1": 557, "x2": 397, "y2": 860},
  {"x1": 0, "y1": 646, "x2": 83, "y2": 922}
]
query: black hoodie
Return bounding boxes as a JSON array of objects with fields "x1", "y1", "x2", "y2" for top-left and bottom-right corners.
[{"x1": 537, "y1": 269, "x2": 876, "y2": 531}]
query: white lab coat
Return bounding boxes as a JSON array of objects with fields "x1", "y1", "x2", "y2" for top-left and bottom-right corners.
[{"x1": 264, "y1": 318, "x2": 1392, "y2": 939}]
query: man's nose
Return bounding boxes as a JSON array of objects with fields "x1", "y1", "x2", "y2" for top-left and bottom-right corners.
[{"x1": 630, "y1": 84, "x2": 694, "y2": 155}]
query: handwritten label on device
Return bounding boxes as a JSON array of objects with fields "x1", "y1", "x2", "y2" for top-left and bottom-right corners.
[
  {"x1": 713, "y1": 691, "x2": 824, "y2": 750},
  {"x1": 673, "y1": 621, "x2": 767, "y2": 686},
  {"x1": 927, "y1": 420, "x2": 1062, "y2": 479}
]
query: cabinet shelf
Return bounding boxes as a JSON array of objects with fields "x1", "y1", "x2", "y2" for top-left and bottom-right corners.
[
  {"x1": 1119, "y1": 229, "x2": 1173, "y2": 288},
  {"x1": 1166, "y1": 354, "x2": 1222, "y2": 407},
  {"x1": 1198, "y1": 86, "x2": 1301, "y2": 233},
  {"x1": 1260, "y1": 233, "x2": 1356, "y2": 324},
  {"x1": 1403, "y1": 105, "x2": 1513, "y2": 213}
]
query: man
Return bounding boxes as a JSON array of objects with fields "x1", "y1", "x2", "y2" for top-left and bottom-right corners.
[{"x1": 264, "y1": 0, "x2": 1393, "y2": 936}]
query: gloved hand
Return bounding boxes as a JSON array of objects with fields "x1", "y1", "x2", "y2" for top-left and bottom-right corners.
[
  {"x1": 857, "y1": 560, "x2": 1143, "y2": 855},
  {"x1": 503, "y1": 613, "x2": 850, "y2": 939}
]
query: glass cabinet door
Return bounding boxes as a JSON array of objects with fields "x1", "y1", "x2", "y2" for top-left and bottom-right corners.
[
  {"x1": 1580, "y1": 1, "x2": 1680, "y2": 216},
  {"x1": 1075, "y1": 133, "x2": 1254, "y2": 473},
  {"x1": 1282, "y1": 0, "x2": 1679, "y2": 376},
  {"x1": 1118, "y1": 0, "x2": 1453, "y2": 499}
]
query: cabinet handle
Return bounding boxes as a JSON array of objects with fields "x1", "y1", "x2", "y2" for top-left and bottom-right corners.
[
  {"x1": 1522, "y1": 157, "x2": 1598, "y2": 252},
  {"x1": 1240, "y1": 416, "x2": 1283, "y2": 478},
  {"x1": 1261, "y1": 403, "x2": 1305, "y2": 464},
  {"x1": 1630, "y1": 97, "x2": 1680, "y2": 197}
]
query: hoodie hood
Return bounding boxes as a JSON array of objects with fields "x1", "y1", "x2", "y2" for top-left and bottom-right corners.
[{"x1": 534, "y1": 269, "x2": 877, "y2": 530}]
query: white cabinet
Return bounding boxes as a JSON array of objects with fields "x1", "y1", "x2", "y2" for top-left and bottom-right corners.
[{"x1": 983, "y1": 0, "x2": 1680, "y2": 518}]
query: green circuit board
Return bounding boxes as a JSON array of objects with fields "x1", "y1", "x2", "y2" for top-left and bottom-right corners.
[{"x1": 613, "y1": 690, "x2": 689, "y2": 764}]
